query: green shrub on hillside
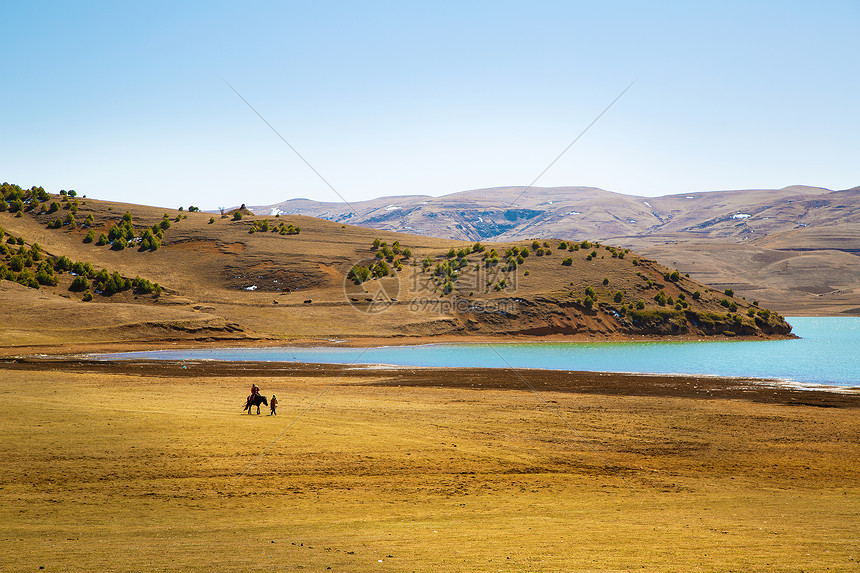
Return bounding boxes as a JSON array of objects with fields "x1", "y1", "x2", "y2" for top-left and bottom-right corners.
[
  {"x1": 53, "y1": 256, "x2": 72, "y2": 272},
  {"x1": 16, "y1": 269, "x2": 39, "y2": 289},
  {"x1": 139, "y1": 228, "x2": 160, "y2": 251},
  {"x1": 69, "y1": 275, "x2": 90, "y2": 291},
  {"x1": 35, "y1": 267, "x2": 58, "y2": 286},
  {"x1": 372, "y1": 260, "x2": 390, "y2": 278},
  {"x1": 71, "y1": 261, "x2": 96, "y2": 277}
]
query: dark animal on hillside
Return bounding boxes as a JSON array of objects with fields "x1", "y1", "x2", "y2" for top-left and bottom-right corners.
[{"x1": 244, "y1": 394, "x2": 268, "y2": 415}]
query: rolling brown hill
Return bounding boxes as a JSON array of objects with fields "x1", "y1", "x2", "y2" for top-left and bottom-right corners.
[
  {"x1": 0, "y1": 183, "x2": 790, "y2": 352},
  {"x1": 251, "y1": 185, "x2": 860, "y2": 315}
]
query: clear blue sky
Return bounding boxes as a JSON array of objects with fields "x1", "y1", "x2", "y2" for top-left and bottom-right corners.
[{"x1": 2, "y1": 1, "x2": 858, "y2": 209}]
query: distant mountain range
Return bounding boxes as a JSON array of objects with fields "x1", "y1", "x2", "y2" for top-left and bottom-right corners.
[
  {"x1": 250, "y1": 185, "x2": 860, "y2": 315},
  {"x1": 250, "y1": 185, "x2": 859, "y2": 245}
]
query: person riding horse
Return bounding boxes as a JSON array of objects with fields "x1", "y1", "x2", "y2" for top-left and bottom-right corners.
[{"x1": 244, "y1": 384, "x2": 268, "y2": 414}]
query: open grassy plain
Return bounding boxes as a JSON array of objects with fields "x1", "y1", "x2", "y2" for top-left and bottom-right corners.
[{"x1": 1, "y1": 360, "x2": 857, "y2": 572}]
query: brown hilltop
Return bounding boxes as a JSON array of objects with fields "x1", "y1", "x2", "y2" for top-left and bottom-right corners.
[{"x1": 0, "y1": 185, "x2": 792, "y2": 353}]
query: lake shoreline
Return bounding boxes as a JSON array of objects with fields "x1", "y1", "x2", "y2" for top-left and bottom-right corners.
[
  {"x1": 5, "y1": 357, "x2": 859, "y2": 407},
  {"x1": 0, "y1": 329, "x2": 798, "y2": 358}
]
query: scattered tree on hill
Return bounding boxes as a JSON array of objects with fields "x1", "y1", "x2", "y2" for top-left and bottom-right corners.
[
  {"x1": 71, "y1": 261, "x2": 96, "y2": 277},
  {"x1": 53, "y1": 256, "x2": 72, "y2": 272},
  {"x1": 372, "y1": 260, "x2": 390, "y2": 278},
  {"x1": 132, "y1": 276, "x2": 159, "y2": 294},
  {"x1": 8, "y1": 255, "x2": 24, "y2": 272},
  {"x1": 139, "y1": 228, "x2": 160, "y2": 251},
  {"x1": 69, "y1": 275, "x2": 90, "y2": 291},
  {"x1": 16, "y1": 269, "x2": 39, "y2": 289}
]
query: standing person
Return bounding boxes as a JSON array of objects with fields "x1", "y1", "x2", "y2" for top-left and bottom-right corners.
[{"x1": 269, "y1": 394, "x2": 278, "y2": 416}]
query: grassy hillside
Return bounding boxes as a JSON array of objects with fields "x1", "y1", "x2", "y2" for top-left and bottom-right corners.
[
  {"x1": 0, "y1": 182, "x2": 791, "y2": 351},
  {"x1": 250, "y1": 185, "x2": 860, "y2": 315}
]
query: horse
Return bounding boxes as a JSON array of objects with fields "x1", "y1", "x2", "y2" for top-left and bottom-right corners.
[{"x1": 244, "y1": 394, "x2": 268, "y2": 415}]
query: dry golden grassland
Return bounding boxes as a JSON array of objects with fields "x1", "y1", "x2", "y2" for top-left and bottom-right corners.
[{"x1": 1, "y1": 362, "x2": 857, "y2": 572}]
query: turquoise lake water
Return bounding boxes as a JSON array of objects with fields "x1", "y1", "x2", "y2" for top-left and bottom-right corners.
[{"x1": 98, "y1": 317, "x2": 860, "y2": 387}]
